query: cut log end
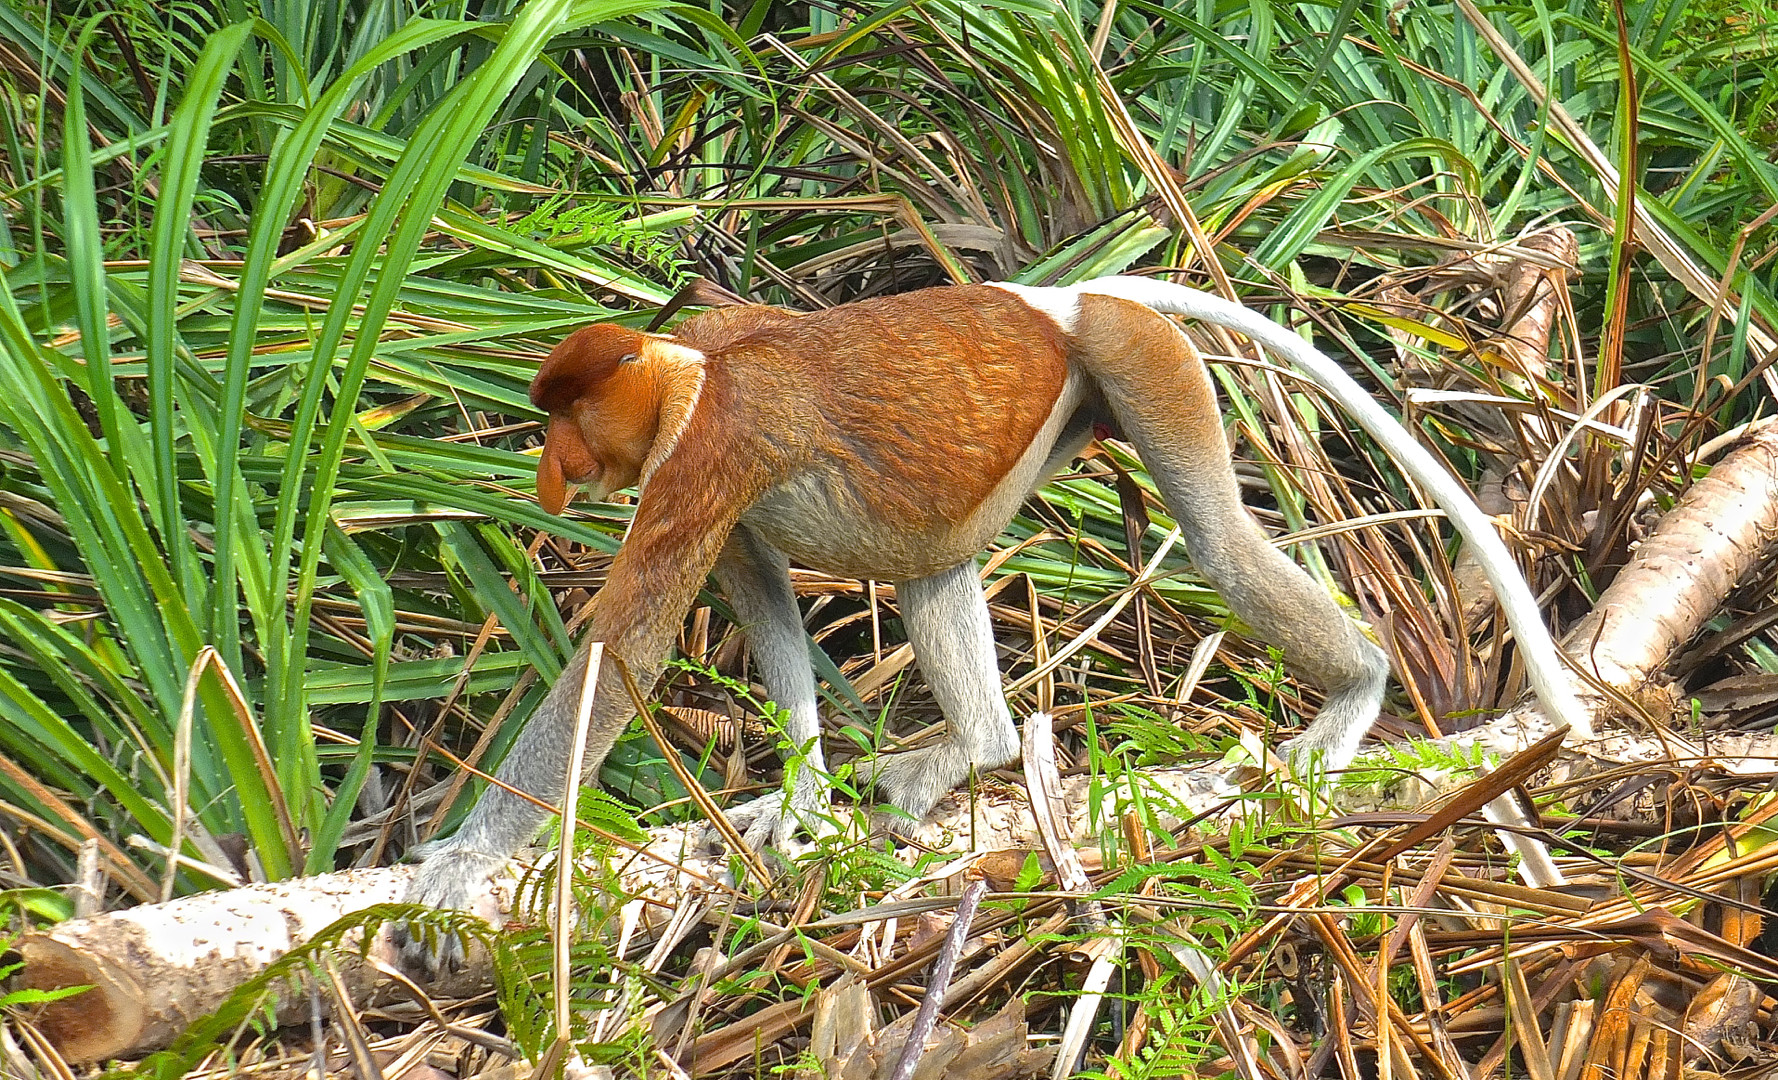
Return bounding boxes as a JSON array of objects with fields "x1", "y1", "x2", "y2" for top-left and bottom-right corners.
[{"x1": 20, "y1": 935, "x2": 146, "y2": 1064}]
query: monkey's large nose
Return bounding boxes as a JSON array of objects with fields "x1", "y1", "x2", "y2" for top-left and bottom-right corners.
[
  {"x1": 536, "y1": 420, "x2": 599, "y2": 513},
  {"x1": 535, "y1": 449, "x2": 570, "y2": 514}
]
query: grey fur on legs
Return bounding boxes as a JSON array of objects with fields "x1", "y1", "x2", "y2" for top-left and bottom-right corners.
[
  {"x1": 720, "y1": 762, "x2": 837, "y2": 850},
  {"x1": 867, "y1": 561, "x2": 1022, "y2": 819},
  {"x1": 868, "y1": 739, "x2": 990, "y2": 821},
  {"x1": 1275, "y1": 643, "x2": 1390, "y2": 775},
  {"x1": 395, "y1": 838, "x2": 510, "y2": 971},
  {"x1": 707, "y1": 526, "x2": 834, "y2": 849}
]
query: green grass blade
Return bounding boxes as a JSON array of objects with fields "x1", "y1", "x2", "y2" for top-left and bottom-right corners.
[{"x1": 144, "y1": 22, "x2": 253, "y2": 604}]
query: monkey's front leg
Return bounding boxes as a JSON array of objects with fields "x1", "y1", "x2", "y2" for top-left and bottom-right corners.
[
  {"x1": 712, "y1": 527, "x2": 836, "y2": 850},
  {"x1": 398, "y1": 641, "x2": 602, "y2": 970},
  {"x1": 870, "y1": 561, "x2": 1022, "y2": 819}
]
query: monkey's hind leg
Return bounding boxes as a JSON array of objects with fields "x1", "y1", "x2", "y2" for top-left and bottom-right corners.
[
  {"x1": 870, "y1": 560, "x2": 1023, "y2": 820},
  {"x1": 1073, "y1": 296, "x2": 1389, "y2": 774}
]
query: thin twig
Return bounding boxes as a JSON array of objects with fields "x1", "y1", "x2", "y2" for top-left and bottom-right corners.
[{"x1": 887, "y1": 876, "x2": 988, "y2": 1080}]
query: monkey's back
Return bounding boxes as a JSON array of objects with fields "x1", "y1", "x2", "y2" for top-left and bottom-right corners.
[{"x1": 698, "y1": 286, "x2": 1079, "y2": 579}]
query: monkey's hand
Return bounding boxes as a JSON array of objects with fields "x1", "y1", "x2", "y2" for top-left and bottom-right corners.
[
  {"x1": 394, "y1": 838, "x2": 509, "y2": 974},
  {"x1": 719, "y1": 767, "x2": 837, "y2": 852}
]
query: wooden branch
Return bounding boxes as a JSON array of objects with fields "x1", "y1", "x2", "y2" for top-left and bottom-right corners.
[
  {"x1": 1434, "y1": 420, "x2": 1778, "y2": 765},
  {"x1": 24, "y1": 717, "x2": 1778, "y2": 1065},
  {"x1": 20, "y1": 760, "x2": 1240, "y2": 1064},
  {"x1": 1563, "y1": 421, "x2": 1778, "y2": 701}
]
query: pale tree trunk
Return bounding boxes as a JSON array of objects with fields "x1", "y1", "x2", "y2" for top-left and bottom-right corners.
[
  {"x1": 1558, "y1": 422, "x2": 1778, "y2": 714},
  {"x1": 20, "y1": 865, "x2": 456, "y2": 1064},
  {"x1": 1442, "y1": 419, "x2": 1778, "y2": 768},
  {"x1": 18, "y1": 758, "x2": 1237, "y2": 1065}
]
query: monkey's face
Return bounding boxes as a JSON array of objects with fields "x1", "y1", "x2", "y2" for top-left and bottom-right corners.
[
  {"x1": 531, "y1": 325, "x2": 664, "y2": 513},
  {"x1": 534, "y1": 367, "x2": 665, "y2": 511}
]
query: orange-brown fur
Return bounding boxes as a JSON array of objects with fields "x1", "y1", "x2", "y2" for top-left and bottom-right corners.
[{"x1": 536, "y1": 288, "x2": 1071, "y2": 577}]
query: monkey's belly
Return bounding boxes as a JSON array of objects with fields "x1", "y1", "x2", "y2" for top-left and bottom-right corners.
[
  {"x1": 742, "y1": 377, "x2": 1087, "y2": 581},
  {"x1": 745, "y1": 482, "x2": 999, "y2": 580}
]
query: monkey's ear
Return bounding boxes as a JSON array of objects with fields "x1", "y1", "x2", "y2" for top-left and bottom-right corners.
[{"x1": 536, "y1": 420, "x2": 595, "y2": 514}]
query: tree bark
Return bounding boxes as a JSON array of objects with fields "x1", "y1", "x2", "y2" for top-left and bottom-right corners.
[
  {"x1": 1442, "y1": 419, "x2": 1778, "y2": 760},
  {"x1": 1561, "y1": 421, "x2": 1778, "y2": 709}
]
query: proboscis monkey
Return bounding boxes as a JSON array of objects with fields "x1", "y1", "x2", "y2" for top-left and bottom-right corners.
[{"x1": 403, "y1": 276, "x2": 1587, "y2": 961}]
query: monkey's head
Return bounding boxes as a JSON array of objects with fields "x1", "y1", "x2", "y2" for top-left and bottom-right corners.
[{"x1": 529, "y1": 324, "x2": 704, "y2": 513}]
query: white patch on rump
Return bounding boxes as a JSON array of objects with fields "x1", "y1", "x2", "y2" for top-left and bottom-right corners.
[{"x1": 986, "y1": 281, "x2": 1081, "y2": 334}]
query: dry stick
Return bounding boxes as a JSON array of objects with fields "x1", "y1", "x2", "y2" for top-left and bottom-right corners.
[
  {"x1": 402, "y1": 611, "x2": 503, "y2": 848},
  {"x1": 319, "y1": 954, "x2": 385, "y2": 1080},
  {"x1": 203, "y1": 646, "x2": 304, "y2": 870},
  {"x1": 166, "y1": 648, "x2": 207, "y2": 903},
  {"x1": 74, "y1": 839, "x2": 102, "y2": 919},
  {"x1": 368, "y1": 957, "x2": 519, "y2": 1058},
  {"x1": 1024, "y1": 711, "x2": 1263, "y2": 1080},
  {"x1": 1692, "y1": 202, "x2": 1778, "y2": 417},
  {"x1": 1088, "y1": 65, "x2": 1236, "y2": 300},
  {"x1": 1024, "y1": 709, "x2": 1114, "y2": 1080},
  {"x1": 1006, "y1": 529, "x2": 1181, "y2": 695},
  {"x1": 1113, "y1": 463, "x2": 1165, "y2": 697},
  {"x1": 1053, "y1": 939, "x2": 1124, "y2": 1080},
  {"x1": 1446, "y1": 228, "x2": 1574, "y2": 626},
  {"x1": 538, "y1": 641, "x2": 603, "y2": 1080},
  {"x1": 885, "y1": 876, "x2": 988, "y2": 1080}
]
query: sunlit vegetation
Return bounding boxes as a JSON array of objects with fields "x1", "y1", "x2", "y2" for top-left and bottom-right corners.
[{"x1": 2, "y1": 0, "x2": 1776, "y2": 1074}]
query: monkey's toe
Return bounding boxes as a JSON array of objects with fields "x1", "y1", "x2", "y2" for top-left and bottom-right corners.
[
  {"x1": 394, "y1": 841, "x2": 509, "y2": 976},
  {"x1": 713, "y1": 786, "x2": 838, "y2": 854}
]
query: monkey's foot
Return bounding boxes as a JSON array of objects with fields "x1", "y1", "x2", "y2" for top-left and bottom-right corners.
[
  {"x1": 1274, "y1": 734, "x2": 1350, "y2": 784},
  {"x1": 394, "y1": 840, "x2": 509, "y2": 975},
  {"x1": 718, "y1": 780, "x2": 839, "y2": 852},
  {"x1": 868, "y1": 740, "x2": 1008, "y2": 822}
]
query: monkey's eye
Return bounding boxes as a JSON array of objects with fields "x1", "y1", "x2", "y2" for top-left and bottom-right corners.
[{"x1": 617, "y1": 352, "x2": 639, "y2": 364}]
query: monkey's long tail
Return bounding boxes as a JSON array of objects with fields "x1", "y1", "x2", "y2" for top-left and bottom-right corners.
[{"x1": 1072, "y1": 275, "x2": 1590, "y2": 741}]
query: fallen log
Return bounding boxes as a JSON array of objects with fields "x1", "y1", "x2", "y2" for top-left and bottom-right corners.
[
  {"x1": 24, "y1": 729, "x2": 1778, "y2": 1064},
  {"x1": 17, "y1": 761, "x2": 1241, "y2": 1065},
  {"x1": 20, "y1": 864, "x2": 457, "y2": 1064},
  {"x1": 1434, "y1": 419, "x2": 1778, "y2": 765}
]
